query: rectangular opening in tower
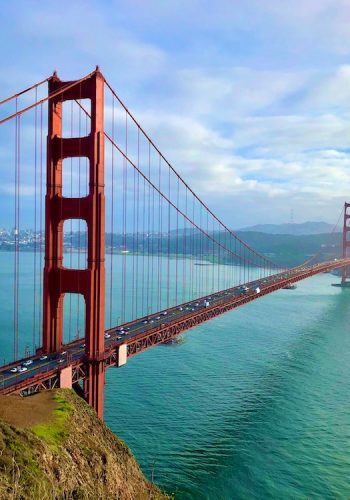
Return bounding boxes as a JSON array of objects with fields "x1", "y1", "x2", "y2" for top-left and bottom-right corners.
[
  {"x1": 63, "y1": 292, "x2": 85, "y2": 345},
  {"x1": 62, "y1": 99, "x2": 91, "y2": 138},
  {"x1": 62, "y1": 157, "x2": 89, "y2": 198},
  {"x1": 63, "y1": 219, "x2": 88, "y2": 269}
]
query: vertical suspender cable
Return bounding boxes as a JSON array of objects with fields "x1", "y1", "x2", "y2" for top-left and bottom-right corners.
[
  {"x1": 33, "y1": 88, "x2": 38, "y2": 352},
  {"x1": 146, "y1": 142, "x2": 151, "y2": 316},
  {"x1": 157, "y1": 155, "x2": 161, "y2": 311},
  {"x1": 132, "y1": 125, "x2": 136, "y2": 320},
  {"x1": 109, "y1": 94, "x2": 115, "y2": 327},
  {"x1": 69, "y1": 101, "x2": 73, "y2": 342},
  {"x1": 167, "y1": 164, "x2": 171, "y2": 308},
  {"x1": 135, "y1": 127, "x2": 140, "y2": 318},
  {"x1": 158, "y1": 153, "x2": 162, "y2": 311},
  {"x1": 38, "y1": 103, "x2": 43, "y2": 347},
  {"x1": 183, "y1": 188, "x2": 187, "y2": 303},
  {"x1": 175, "y1": 177, "x2": 179, "y2": 305},
  {"x1": 13, "y1": 98, "x2": 18, "y2": 361}
]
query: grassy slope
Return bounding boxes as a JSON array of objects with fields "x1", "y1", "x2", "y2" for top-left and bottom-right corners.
[{"x1": 0, "y1": 390, "x2": 169, "y2": 499}]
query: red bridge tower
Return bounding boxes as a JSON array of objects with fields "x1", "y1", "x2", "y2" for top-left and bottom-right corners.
[{"x1": 43, "y1": 69, "x2": 106, "y2": 418}]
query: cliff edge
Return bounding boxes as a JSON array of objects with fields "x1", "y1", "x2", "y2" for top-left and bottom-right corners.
[{"x1": 0, "y1": 389, "x2": 168, "y2": 499}]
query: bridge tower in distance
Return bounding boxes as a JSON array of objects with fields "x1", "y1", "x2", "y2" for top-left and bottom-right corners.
[
  {"x1": 342, "y1": 202, "x2": 350, "y2": 286},
  {"x1": 42, "y1": 69, "x2": 106, "y2": 418}
]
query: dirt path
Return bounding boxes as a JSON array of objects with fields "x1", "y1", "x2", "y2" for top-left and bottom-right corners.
[{"x1": 0, "y1": 391, "x2": 57, "y2": 428}]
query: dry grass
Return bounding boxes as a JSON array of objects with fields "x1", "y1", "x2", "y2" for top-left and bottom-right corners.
[{"x1": 0, "y1": 391, "x2": 58, "y2": 428}]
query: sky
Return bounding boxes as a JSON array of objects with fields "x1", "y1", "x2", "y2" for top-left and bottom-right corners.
[{"x1": 1, "y1": 0, "x2": 350, "y2": 228}]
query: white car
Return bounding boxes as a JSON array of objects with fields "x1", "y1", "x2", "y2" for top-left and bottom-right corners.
[
  {"x1": 23, "y1": 360, "x2": 33, "y2": 366},
  {"x1": 18, "y1": 366, "x2": 28, "y2": 373},
  {"x1": 39, "y1": 355, "x2": 48, "y2": 361},
  {"x1": 10, "y1": 367, "x2": 18, "y2": 373},
  {"x1": 104, "y1": 333, "x2": 111, "y2": 339}
]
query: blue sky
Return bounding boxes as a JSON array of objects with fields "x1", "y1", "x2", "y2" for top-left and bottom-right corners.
[{"x1": 1, "y1": 0, "x2": 350, "y2": 227}]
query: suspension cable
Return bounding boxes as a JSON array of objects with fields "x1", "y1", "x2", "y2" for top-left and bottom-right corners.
[{"x1": 0, "y1": 77, "x2": 50, "y2": 106}]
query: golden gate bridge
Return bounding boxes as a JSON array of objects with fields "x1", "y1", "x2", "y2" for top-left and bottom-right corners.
[{"x1": 0, "y1": 67, "x2": 349, "y2": 419}]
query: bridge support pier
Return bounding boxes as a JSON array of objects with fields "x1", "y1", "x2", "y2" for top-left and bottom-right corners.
[
  {"x1": 43, "y1": 68, "x2": 106, "y2": 419},
  {"x1": 117, "y1": 344, "x2": 127, "y2": 367},
  {"x1": 342, "y1": 202, "x2": 350, "y2": 287},
  {"x1": 59, "y1": 366, "x2": 73, "y2": 389}
]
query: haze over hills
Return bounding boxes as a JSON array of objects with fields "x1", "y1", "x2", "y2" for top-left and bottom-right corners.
[
  {"x1": 237, "y1": 221, "x2": 334, "y2": 236},
  {"x1": 0, "y1": 222, "x2": 342, "y2": 267}
]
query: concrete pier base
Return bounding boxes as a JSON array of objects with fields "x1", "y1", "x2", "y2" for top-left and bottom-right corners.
[
  {"x1": 117, "y1": 344, "x2": 127, "y2": 367},
  {"x1": 59, "y1": 365, "x2": 72, "y2": 388}
]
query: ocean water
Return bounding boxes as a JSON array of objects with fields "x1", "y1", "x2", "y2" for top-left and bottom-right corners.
[
  {"x1": 0, "y1": 252, "x2": 349, "y2": 498},
  {"x1": 105, "y1": 272, "x2": 350, "y2": 499}
]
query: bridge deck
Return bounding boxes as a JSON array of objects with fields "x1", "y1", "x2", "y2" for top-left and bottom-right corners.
[{"x1": 1, "y1": 258, "x2": 349, "y2": 396}]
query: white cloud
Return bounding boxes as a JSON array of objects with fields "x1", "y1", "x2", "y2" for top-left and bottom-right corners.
[
  {"x1": 1, "y1": 0, "x2": 350, "y2": 227},
  {"x1": 302, "y1": 65, "x2": 350, "y2": 111}
]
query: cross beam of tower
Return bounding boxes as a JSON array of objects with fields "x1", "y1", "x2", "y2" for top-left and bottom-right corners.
[{"x1": 42, "y1": 69, "x2": 106, "y2": 418}]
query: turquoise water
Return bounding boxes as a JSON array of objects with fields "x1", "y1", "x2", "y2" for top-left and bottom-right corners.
[
  {"x1": 1, "y1": 252, "x2": 350, "y2": 498},
  {"x1": 104, "y1": 273, "x2": 350, "y2": 499}
]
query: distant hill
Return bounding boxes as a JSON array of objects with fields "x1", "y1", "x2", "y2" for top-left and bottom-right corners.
[
  {"x1": 237, "y1": 221, "x2": 334, "y2": 235},
  {"x1": 235, "y1": 230, "x2": 342, "y2": 267}
]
